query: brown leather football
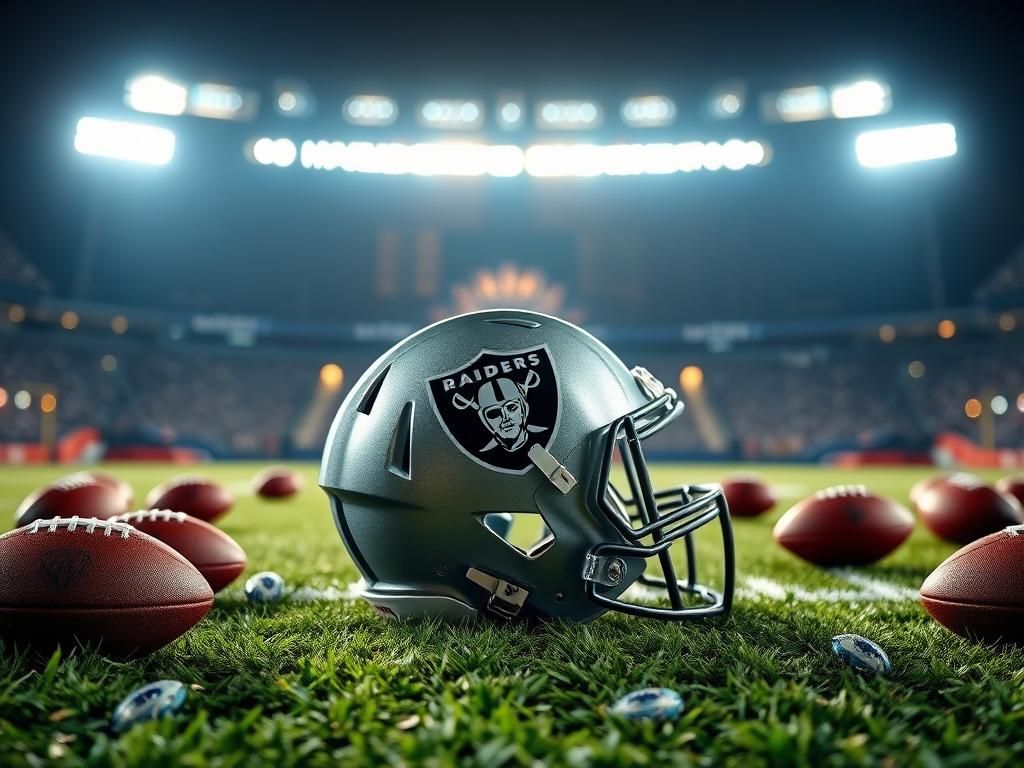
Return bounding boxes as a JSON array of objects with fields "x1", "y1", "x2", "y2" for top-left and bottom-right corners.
[
  {"x1": 920, "y1": 524, "x2": 1024, "y2": 643},
  {"x1": 117, "y1": 510, "x2": 246, "y2": 592},
  {"x1": 773, "y1": 485, "x2": 914, "y2": 566},
  {"x1": 0, "y1": 517, "x2": 213, "y2": 656},
  {"x1": 915, "y1": 474, "x2": 1023, "y2": 544},
  {"x1": 145, "y1": 476, "x2": 234, "y2": 523},
  {"x1": 721, "y1": 474, "x2": 775, "y2": 518},
  {"x1": 15, "y1": 474, "x2": 125, "y2": 527},
  {"x1": 252, "y1": 466, "x2": 303, "y2": 499}
]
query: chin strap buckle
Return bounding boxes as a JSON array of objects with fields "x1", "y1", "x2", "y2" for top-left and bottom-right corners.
[
  {"x1": 528, "y1": 444, "x2": 577, "y2": 494},
  {"x1": 466, "y1": 567, "x2": 529, "y2": 619},
  {"x1": 582, "y1": 553, "x2": 628, "y2": 586}
]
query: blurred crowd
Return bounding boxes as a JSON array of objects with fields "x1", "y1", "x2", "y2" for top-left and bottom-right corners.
[{"x1": 1, "y1": 333, "x2": 1021, "y2": 458}]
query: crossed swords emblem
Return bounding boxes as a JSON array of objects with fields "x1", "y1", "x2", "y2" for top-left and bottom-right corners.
[{"x1": 452, "y1": 369, "x2": 548, "y2": 453}]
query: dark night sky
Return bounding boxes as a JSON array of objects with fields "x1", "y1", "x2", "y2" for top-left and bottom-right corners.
[{"x1": 0, "y1": 1, "x2": 1021, "y2": 321}]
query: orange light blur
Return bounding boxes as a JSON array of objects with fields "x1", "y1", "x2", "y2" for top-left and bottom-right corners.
[
  {"x1": 7, "y1": 304, "x2": 26, "y2": 323},
  {"x1": 111, "y1": 315, "x2": 128, "y2": 334},
  {"x1": 937, "y1": 319, "x2": 956, "y2": 339},
  {"x1": 679, "y1": 366, "x2": 704, "y2": 392},
  {"x1": 40, "y1": 393, "x2": 57, "y2": 414},
  {"x1": 60, "y1": 311, "x2": 79, "y2": 330},
  {"x1": 964, "y1": 398, "x2": 982, "y2": 419},
  {"x1": 878, "y1": 324, "x2": 896, "y2": 342},
  {"x1": 320, "y1": 363, "x2": 344, "y2": 390},
  {"x1": 0, "y1": 387, "x2": 8, "y2": 408},
  {"x1": 998, "y1": 313, "x2": 1016, "y2": 332}
]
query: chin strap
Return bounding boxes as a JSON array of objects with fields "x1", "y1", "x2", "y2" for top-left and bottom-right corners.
[
  {"x1": 466, "y1": 567, "x2": 529, "y2": 619},
  {"x1": 528, "y1": 444, "x2": 577, "y2": 494}
]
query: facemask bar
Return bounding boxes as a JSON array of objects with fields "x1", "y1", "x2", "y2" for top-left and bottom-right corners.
[{"x1": 584, "y1": 390, "x2": 735, "y2": 620}]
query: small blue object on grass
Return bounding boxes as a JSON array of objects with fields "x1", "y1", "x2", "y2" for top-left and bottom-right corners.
[
  {"x1": 112, "y1": 680, "x2": 187, "y2": 732},
  {"x1": 610, "y1": 687, "x2": 684, "y2": 721},
  {"x1": 831, "y1": 633, "x2": 892, "y2": 676},
  {"x1": 245, "y1": 571, "x2": 286, "y2": 604}
]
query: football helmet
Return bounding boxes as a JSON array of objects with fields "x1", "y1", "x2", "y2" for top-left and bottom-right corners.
[{"x1": 320, "y1": 310, "x2": 734, "y2": 622}]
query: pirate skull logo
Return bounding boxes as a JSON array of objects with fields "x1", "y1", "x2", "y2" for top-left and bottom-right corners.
[{"x1": 427, "y1": 346, "x2": 560, "y2": 473}]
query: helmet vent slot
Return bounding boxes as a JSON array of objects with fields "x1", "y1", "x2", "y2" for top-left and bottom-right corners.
[
  {"x1": 357, "y1": 364, "x2": 391, "y2": 415},
  {"x1": 484, "y1": 318, "x2": 542, "y2": 329},
  {"x1": 479, "y1": 512, "x2": 554, "y2": 559},
  {"x1": 387, "y1": 401, "x2": 415, "y2": 479}
]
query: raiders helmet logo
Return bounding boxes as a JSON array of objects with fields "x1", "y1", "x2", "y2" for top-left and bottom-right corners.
[{"x1": 426, "y1": 345, "x2": 561, "y2": 473}]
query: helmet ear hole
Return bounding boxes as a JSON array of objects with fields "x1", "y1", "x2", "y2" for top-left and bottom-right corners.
[{"x1": 479, "y1": 512, "x2": 554, "y2": 560}]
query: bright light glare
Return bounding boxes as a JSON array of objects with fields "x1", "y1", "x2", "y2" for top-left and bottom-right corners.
[
  {"x1": 991, "y1": 395, "x2": 1008, "y2": 415},
  {"x1": 250, "y1": 138, "x2": 297, "y2": 167},
  {"x1": 189, "y1": 82, "x2": 249, "y2": 120},
  {"x1": 14, "y1": 390, "x2": 31, "y2": 410},
  {"x1": 621, "y1": 96, "x2": 676, "y2": 127},
  {"x1": 773, "y1": 85, "x2": 830, "y2": 122},
  {"x1": 74, "y1": 117, "x2": 175, "y2": 165},
  {"x1": 343, "y1": 95, "x2": 397, "y2": 125},
  {"x1": 831, "y1": 80, "x2": 891, "y2": 118},
  {"x1": 856, "y1": 123, "x2": 957, "y2": 168},
  {"x1": 300, "y1": 140, "x2": 524, "y2": 177},
  {"x1": 294, "y1": 139, "x2": 770, "y2": 178},
  {"x1": 418, "y1": 99, "x2": 484, "y2": 128},
  {"x1": 536, "y1": 100, "x2": 601, "y2": 129},
  {"x1": 124, "y1": 75, "x2": 187, "y2": 115},
  {"x1": 499, "y1": 102, "x2": 522, "y2": 125}
]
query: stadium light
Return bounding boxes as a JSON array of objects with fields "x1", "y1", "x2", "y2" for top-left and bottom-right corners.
[
  {"x1": 536, "y1": 100, "x2": 602, "y2": 129},
  {"x1": 878, "y1": 324, "x2": 896, "y2": 342},
  {"x1": 907, "y1": 361, "x2": 925, "y2": 378},
  {"x1": 75, "y1": 117, "x2": 176, "y2": 166},
  {"x1": 14, "y1": 390, "x2": 31, "y2": 410},
  {"x1": 40, "y1": 393, "x2": 57, "y2": 414},
  {"x1": 7, "y1": 304, "x2": 25, "y2": 323},
  {"x1": 0, "y1": 387, "x2": 7, "y2": 409},
  {"x1": 294, "y1": 138, "x2": 769, "y2": 178},
  {"x1": 320, "y1": 364, "x2": 344, "y2": 390},
  {"x1": 418, "y1": 99, "x2": 485, "y2": 129},
  {"x1": 101, "y1": 354, "x2": 118, "y2": 372},
  {"x1": 1018, "y1": 393, "x2": 1024, "y2": 413},
  {"x1": 764, "y1": 85, "x2": 830, "y2": 123},
  {"x1": 964, "y1": 398, "x2": 982, "y2": 419},
  {"x1": 497, "y1": 92, "x2": 526, "y2": 130},
  {"x1": 991, "y1": 395, "x2": 1009, "y2": 415},
  {"x1": 831, "y1": 80, "x2": 891, "y2": 119},
  {"x1": 621, "y1": 96, "x2": 676, "y2": 127},
  {"x1": 300, "y1": 141, "x2": 524, "y2": 177},
  {"x1": 249, "y1": 138, "x2": 297, "y2": 167},
  {"x1": 998, "y1": 312, "x2": 1016, "y2": 331},
  {"x1": 111, "y1": 315, "x2": 128, "y2": 334},
  {"x1": 856, "y1": 123, "x2": 957, "y2": 168},
  {"x1": 188, "y1": 82, "x2": 257, "y2": 121},
  {"x1": 343, "y1": 95, "x2": 398, "y2": 126},
  {"x1": 679, "y1": 366, "x2": 704, "y2": 392},
  {"x1": 709, "y1": 82, "x2": 746, "y2": 119},
  {"x1": 124, "y1": 75, "x2": 187, "y2": 116},
  {"x1": 274, "y1": 80, "x2": 314, "y2": 117},
  {"x1": 60, "y1": 311, "x2": 78, "y2": 330}
]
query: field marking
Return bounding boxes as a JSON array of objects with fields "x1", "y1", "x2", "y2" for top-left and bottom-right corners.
[
  {"x1": 217, "y1": 574, "x2": 919, "y2": 607},
  {"x1": 739, "y1": 573, "x2": 919, "y2": 604}
]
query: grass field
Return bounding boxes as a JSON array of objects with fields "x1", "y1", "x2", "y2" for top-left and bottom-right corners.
[{"x1": 1, "y1": 463, "x2": 1023, "y2": 767}]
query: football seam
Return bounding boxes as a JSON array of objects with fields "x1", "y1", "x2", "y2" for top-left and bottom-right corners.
[
  {"x1": 919, "y1": 595, "x2": 1024, "y2": 610},
  {"x1": 0, "y1": 598, "x2": 214, "y2": 613}
]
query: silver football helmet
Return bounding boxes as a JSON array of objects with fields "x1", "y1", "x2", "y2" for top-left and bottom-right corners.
[{"x1": 320, "y1": 310, "x2": 734, "y2": 622}]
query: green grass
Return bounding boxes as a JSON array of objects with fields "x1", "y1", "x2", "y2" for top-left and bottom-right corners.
[{"x1": 1, "y1": 463, "x2": 1023, "y2": 767}]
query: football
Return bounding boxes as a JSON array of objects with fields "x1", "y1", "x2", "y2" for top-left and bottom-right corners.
[
  {"x1": 996, "y1": 475, "x2": 1024, "y2": 507},
  {"x1": 0, "y1": 517, "x2": 214, "y2": 656},
  {"x1": 773, "y1": 485, "x2": 914, "y2": 566},
  {"x1": 920, "y1": 524, "x2": 1024, "y2": 644},
  {"x1": 252, "y1": 466, "x2": 303, "y2": 499},
  {"x1": 908, "y1": 472, "x2": 971, "y2": 506},
  {"x1": 721, "y1": 474, "x2": 776, "y2": 518},
  {"x1": 914, "y1": 474, "x2": 1023, "y2": 544},
  {"x1": 145, "y1": 476, "x2": 234, "y2": 523},
  {"x1": 83, "y1": 470, "x2": 134, "y2": 513},
  {"x1": 14, "y1": 474, "x2": 125, "y2": 527},
  {"x1": 117, "y1": 510, "x2": 247, "y2": 592}
]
